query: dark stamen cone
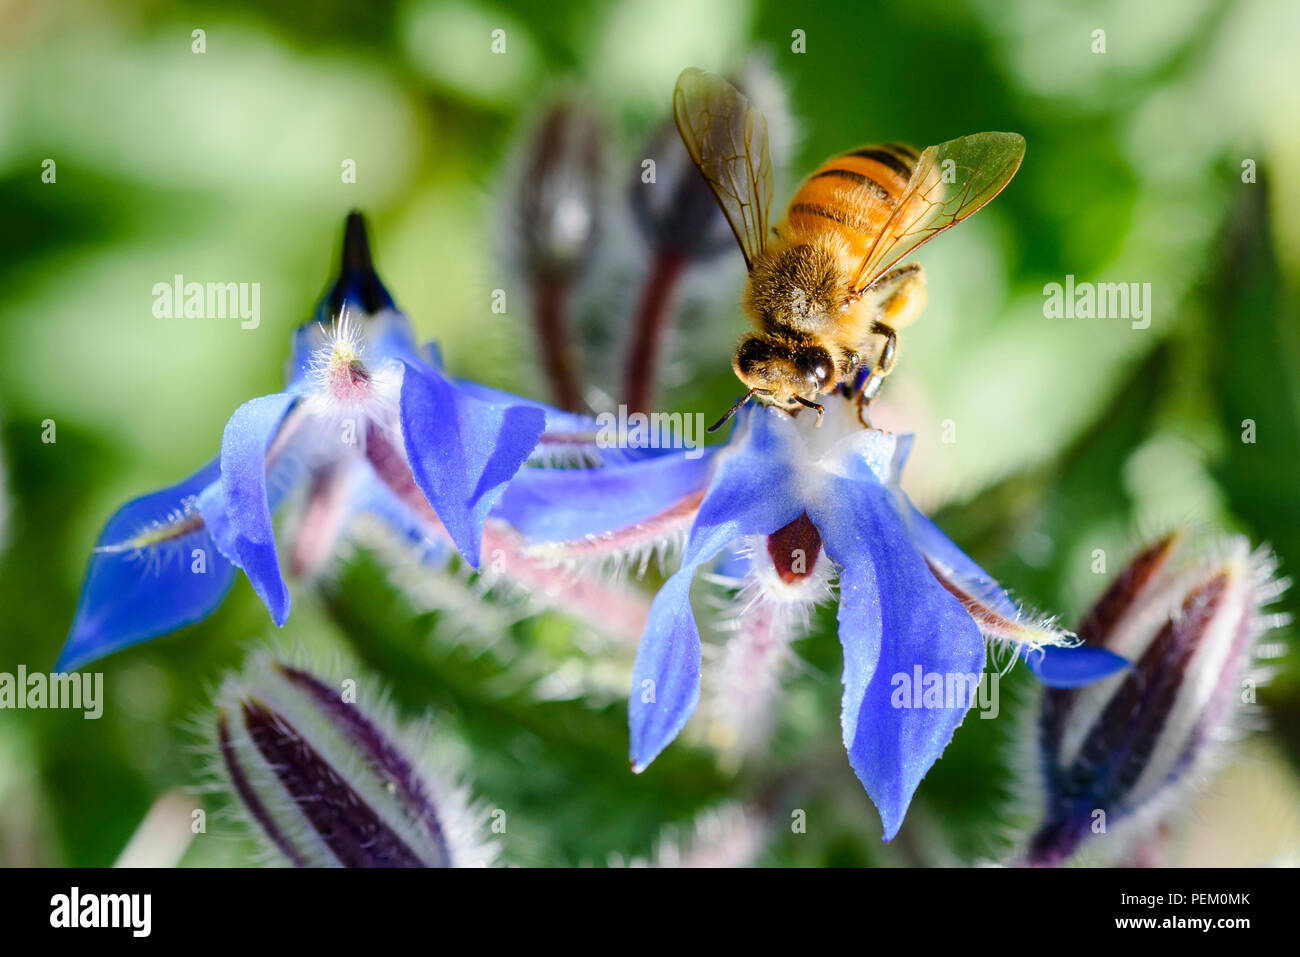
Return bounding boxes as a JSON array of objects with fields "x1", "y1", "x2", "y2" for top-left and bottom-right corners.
[{"x1": 321, "y1": 210, "x2": 396, "y2": 320}]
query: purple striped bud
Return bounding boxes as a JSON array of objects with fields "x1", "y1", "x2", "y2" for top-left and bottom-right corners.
[
  {"x1": 1027, "y1": 532, "x2": 1287, "y2": 866},
  {"x1": 211, "y1": 654, "x2": 496, "y2": 867},
  {"x1": 516, "y1": 100, "x2": 603, "y2": 282},
  {"x1": 629, "y1": 55, "x2": 793, "y2": 264},
  {"x1": 628, "y1": 116, "x2": 735, "y2": 263},
  {"x1": 507, "y1": 98, "x2": 603, "y2": 410}
]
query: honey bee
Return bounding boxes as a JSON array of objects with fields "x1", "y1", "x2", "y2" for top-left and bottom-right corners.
[{"x1": 673, "y1": 67, "x2": 1026, "y2": 430}]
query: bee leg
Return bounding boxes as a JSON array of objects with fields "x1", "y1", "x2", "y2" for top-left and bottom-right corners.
[
  {"x1": 850, "y1": 266, "x2": 923, "y2": 430},
  {"x1": 869, "y1": 321, "x2": 898, "y2": 376},
  {"x1": 851, "y1": 323, "x2": 896, "y2": 429},
  {"x1": 869, "y1": 263, "x2": 926, "y2": 355},
  {"x1": 856, "y1": 383, "x2": 873, "y2": 428},
  {"x1": 856, "y1": 368, "x2": 885, "y2": 428},
  {"x1": 871, "y1": 263, "x2": 927, "y2": 320}
]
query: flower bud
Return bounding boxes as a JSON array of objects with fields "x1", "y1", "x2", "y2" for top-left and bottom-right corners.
[
  {"x1": 627, "y1": 116, "x2": 735, "y2": 263},
  {"x1": 628, "y1": 55, "x2": 792, "y2": 263},
  {"x1": 1028, "y1": 532, "x2": 1286, "y2": 865},
  {"x1": 212, "y1": 654, "x2": 495, "y2": 867},
  {"x1": 516, "y1": 100, "x2": 603, "y2": 282}
]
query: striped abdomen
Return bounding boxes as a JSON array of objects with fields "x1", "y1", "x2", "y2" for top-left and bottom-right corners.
[{"x1": 784, "y1": 143, "x2": 920, "y2": 256}]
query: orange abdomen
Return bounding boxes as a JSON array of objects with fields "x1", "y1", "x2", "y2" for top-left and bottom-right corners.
[{"x1": 784, "y1": 144, "x2": 919, "y2": 257}]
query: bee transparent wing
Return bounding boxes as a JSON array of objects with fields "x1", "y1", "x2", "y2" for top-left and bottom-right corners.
[
  {"x1": 672, "y1": 67, "x2": 774, "y2": 270},
  {"x1": 848, "y1": 131, "x2": 1025, "y2": 294}
]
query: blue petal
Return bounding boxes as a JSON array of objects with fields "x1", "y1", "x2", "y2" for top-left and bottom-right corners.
[
  {"x1": 58, "y1": 461, "x2": 236, "y2": 670},
  {"x1": 811, "y1": 476, "x2": 985, "y2": 842},
  {"x1": 628, "y1": 571, "x2": 702, "y2": 772},
  {"x1": 450, "y1": 378, "x2": 600, "y2": 438},
  {"x1": 1024, "y1": 644, "x2": 1131, "y2": 687},
  {"x1": 399, "y1": 361, "x2": 547, "y2": 569},
  {"x1": 629, "y1": 409, "x2": 804, "y2": 771},
  {"x1": 495, "y1": 448, "x2": 717, "y2": 542},
  {"x1": 905, "y1": 504, "x2": 1021, "y2": 620},
  {"x1": 286, "y1": 324, "x2": 320, "y2": 390},
  {"x1": 211, "y1": 392, "x2": 298, "y2": 626},
  {"x1": 351, "y1": 469, "x2": 451, "y2": 565}
]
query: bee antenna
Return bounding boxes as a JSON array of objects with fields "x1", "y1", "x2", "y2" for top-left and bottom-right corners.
[
  {"x1": 794, "y1": 394, "x2": 824, "y2": 427},
  {"x1": 707, "y1": 388, "x2": 760, "y2": 433}
]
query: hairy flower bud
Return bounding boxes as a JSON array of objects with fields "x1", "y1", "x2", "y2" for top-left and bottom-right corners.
[
  {"x1": 628, "y1": 116, "x2": 735, "y2": 263},
  {"x1": 1027, "y1": 532, "x2": 1287, "y2": 865},
  {"x1": 211, "y1": 653, "x2": 495, "y2": 867},
  {"x1": 628, "y1": 55, "x2": 792, "y2": 263},
  {"x1": 516, "y1": 100, "x2": 603, "y2": 282}
]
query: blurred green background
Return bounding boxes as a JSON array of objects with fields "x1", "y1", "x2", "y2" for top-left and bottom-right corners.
[{"x1": 1, "y1": 0, "x2": 1298, "y2": 866}]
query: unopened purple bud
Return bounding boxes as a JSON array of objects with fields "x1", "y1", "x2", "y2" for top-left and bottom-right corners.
[
  {"x1": 516, "y1": 100, "x2": 603, "y2": 282},
  {"x1": 1028, "y1": 533, "x2": 1286, "y2": 865},
  {"x1": 628, "y1": 117, "x2": 735, "y2": 263},
  {"x1": 212, "y1": 655, "x2": 495, "y2": 867}
]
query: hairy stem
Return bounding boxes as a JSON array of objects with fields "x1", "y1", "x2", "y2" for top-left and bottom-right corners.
[
  {"x1": 623, "y1": 249, "x2": 686, "y2": 414},
  {"x1": 531, "y1": 277, "x2": 583, "y2": 412}
]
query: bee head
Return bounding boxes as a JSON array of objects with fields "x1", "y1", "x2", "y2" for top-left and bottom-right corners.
[{"x1": 733, "y1": 335, "x2": 836, "y2": 407}]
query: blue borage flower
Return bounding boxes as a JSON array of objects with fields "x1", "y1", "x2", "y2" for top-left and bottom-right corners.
[
  {"x1": 57, "y1": 212, "x2": 631, "y2": 671},
  {"x1": 497, "y1": 396, "x2": 1129, "y2": 840}
]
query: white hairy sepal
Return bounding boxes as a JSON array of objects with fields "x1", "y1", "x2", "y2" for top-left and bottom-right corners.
[
  {"x1": 611, "y1": 803, "x2": 769, "y2": 868},
  {"x1": 698, "y1": 538, "x2": 835, "y2": 760}
]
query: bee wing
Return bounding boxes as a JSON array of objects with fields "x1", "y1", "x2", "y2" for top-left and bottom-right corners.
[
  {"x1": 672, "y1": 67, "x2": 774, "y2": 270},
  {"x1": 848, "y1": 132, "x2": 1025, "y2": 295}
]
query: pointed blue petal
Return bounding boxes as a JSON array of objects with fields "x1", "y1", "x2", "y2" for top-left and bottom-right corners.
[
  {"x1": 811, "y1": 477, "x2": 984, "y2": 842},
  {"x1": 628, "y1": 570, "x2": 701, "y2": 772},
  {"x1": 58, "y1": 461, "x2": 236, "y2": 670},
  {"x1": 1024, "y1": 643, "x2": 1131, "y2": 687},
  {"x1": 629, "y1": 409, "x2": 804, "y2": 771},
  {"x1": 351, "y1": 468, "x2": 451, "y2": 565},
  {"x1": 495, "y1": 448, "x2": 717, "y2": 542},
  {"x1": 450, "y1": 378, "x2": 600, "y2": 437},
  {"x1": 905, "y1": 504, "x2": 1021, "y2": 620},
  {"x1": 214, "y1": 392, "x2": 298, "y2": 626},
  {"x1": 195, "y1": 477, "x2": 237, "y2": 566},
  {"x1": 399, "y1": 361, "x2": 547, "y2": 569}
]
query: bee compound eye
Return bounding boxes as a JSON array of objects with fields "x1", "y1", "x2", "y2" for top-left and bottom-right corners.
[{"x1": 797, "y1": 346, "x2": 833, "y2": 387}]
